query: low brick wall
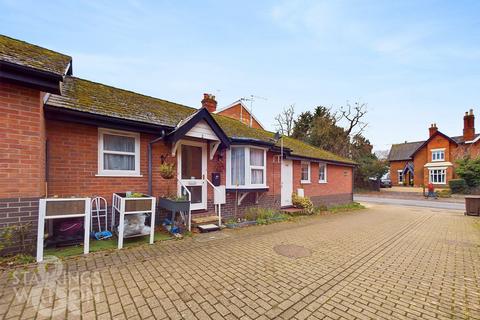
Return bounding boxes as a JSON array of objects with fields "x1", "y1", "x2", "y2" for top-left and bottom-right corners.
[
  {"x1": 0, "y1": 197, "x2": 39, "y2": 255},
  {"x1": 311, "y1": 193, "x2": 354, "y2": 207}
]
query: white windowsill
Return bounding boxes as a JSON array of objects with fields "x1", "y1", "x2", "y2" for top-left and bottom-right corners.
[
  {"x1": 301, "y1": 181, "x2": 311, "y2": 184},
  {"x1": 319, "y1": 180, "x2": 327, "y2": 184},
  {"x1": 96, "y1": 173, "x2": 143, "y2": 177}
]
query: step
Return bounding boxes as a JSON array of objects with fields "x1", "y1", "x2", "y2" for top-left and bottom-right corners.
[
  {"x1": 280, "y1": 207, "x2": 303, "y2": 214},
  {"x1": 192, "y1": 215, "x2": 220, "y2": 225},
  {"x1": 197, "y1": 224, "x2": 220, "y2": 233}
]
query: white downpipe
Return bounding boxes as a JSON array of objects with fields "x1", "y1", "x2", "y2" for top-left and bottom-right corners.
[{"x1": 178, "y1": 180, "x2": 192, "y2": 231}]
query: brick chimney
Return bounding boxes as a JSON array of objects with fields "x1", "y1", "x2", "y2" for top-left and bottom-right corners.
[
  {"x1": 429, "y1": 123, "x2": 438, "y2": 137},
  {"x1": 201, "y1": 93, "x2": 217, "y2": 113},
  {"x1": 463, "y1": 109, "x2": 475, "y2": 141}
]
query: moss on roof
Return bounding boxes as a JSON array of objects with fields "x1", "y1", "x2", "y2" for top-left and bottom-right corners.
[
  {"x1": 47, "y1": 76, "x2": 195, "y2": 127},
  {"x1": 46, "y1": 76, "x2": 354, "y2": 165},
  {"x1": 0, "y1": 34, "x2": 71, "y2": 76}
]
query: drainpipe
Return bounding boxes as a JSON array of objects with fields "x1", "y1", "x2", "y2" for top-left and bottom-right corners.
[{"x1": 148, "y1": 131, "x2": 166, "y2": 196}]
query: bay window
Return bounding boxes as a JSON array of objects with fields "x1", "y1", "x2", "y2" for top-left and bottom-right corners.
[
  {"x1": 301, "y1": 161, "x2": 310, "y2": 183},
  {"x1": 227, "y1": 146, "x2": 267, "y2": 188},
  {"x1": 319, "y1": 163, "x2": 327, "y2": 183},
  {"x1": 98, "y1": 128, "x2": 140, "y2": 176},
  {"x1": 429, "y1": 168, "x2": 446, "y2": 184}
]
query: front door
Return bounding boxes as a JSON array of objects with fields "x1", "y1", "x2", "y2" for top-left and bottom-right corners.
[
  {"x1": 281, "y1": 160, "x2": 293, "y2": 207},
  {"x1": 178, "y1": 141, "x2": 207, "y2": 210}
]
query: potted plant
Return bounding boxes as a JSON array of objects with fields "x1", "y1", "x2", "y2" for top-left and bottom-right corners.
[{"x1": 159, "y1": 162, "x2": 175, "y2": 179}]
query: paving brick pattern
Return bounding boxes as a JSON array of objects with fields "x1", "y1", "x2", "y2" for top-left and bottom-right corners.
[{"x1": 0, "y1": 204, "x2": 479, "y2": 319}]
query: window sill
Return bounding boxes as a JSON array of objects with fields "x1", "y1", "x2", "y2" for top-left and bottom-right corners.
[
  {"x1": 300, "y1": 181, "x2": 311, "y2": 184},
  {"x1": 96, "y1": 174, "x2": 143, "y2": 177},
  {"x1": 319, "y1": 181, "x2": 327, "y2": 184},
  {"x1": 226, "y1": 186, "x2": 269, "y2": 192}
]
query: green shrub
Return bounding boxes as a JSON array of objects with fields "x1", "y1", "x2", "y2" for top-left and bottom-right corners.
[
  {"x1": 456, "y1": 157, "x2": 480, "y2": 188},
  {"x1": 437, "y1": 189, "x2": 452, "y2": 198},
  {"x1": 449, "y1": 179, "x2": 468, "y2": 194},
  {"x1": 292, "y1": 193, "x2": 314, "y2": 214}
]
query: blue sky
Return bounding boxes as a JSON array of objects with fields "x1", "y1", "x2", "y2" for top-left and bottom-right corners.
[{"x1": 2, "y1": 0, "x2": 480, "y2": 151}]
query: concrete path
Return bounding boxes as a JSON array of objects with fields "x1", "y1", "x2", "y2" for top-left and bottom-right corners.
[
  {"x1": 355, "y1": 195, "x2": 465, "y2": 211},
  {"x1": 1, "y1": 204, "x2": 479, "y2": 319}
]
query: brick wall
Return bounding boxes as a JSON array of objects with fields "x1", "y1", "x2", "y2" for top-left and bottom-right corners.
[
  {"x1": 0, "y1": 82, "x2": 45, "y2": 254},
  {"x1": 389, "y1": 160, "x2": 408, "y2": 185},
  {"x1": 217, "y1": 103, "x2": 263, "y2": 129},
  {"x1": 292, "y1": 160, "x2": 353, "y2": 201},
  {"x1": 0, "y1": 82, "x2": 45, "y2": 198}
]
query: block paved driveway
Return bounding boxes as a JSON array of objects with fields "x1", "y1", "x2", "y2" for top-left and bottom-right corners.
[{"x1": 1, "y1": 204, "x2": 480, "y2": 320}]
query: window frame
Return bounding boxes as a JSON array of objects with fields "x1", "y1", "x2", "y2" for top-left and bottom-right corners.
[
  {"x1": 97, "y1": 128, "x2": 141, "y2": 177},
  {"x1": 397, "y1": 170, "x2": 403, "y2": 183},
  {"x1": 318, "y1": 162, "x2": 327, "y2": 183},
  {"x1": 429, "y1": 168, "x2": 446, "y2": 184},
  {"x1": 226, "y1": 145, "x2": 267, "y2": 189},
  {"x1": 301, "y1": 161, "x2": 311, "y2": 184},
  {"x1": 431, "y1": 148, "x2": 445, "y2": 162}
]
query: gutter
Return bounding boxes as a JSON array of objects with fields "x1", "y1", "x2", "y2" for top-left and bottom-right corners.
[{"x1": 148, "y1": 132, "x2": 166, "y2": 196}]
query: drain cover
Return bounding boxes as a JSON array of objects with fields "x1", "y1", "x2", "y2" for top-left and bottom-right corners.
[{"x1": 273, "y1": 244, "x2": 312, "y2": 259}]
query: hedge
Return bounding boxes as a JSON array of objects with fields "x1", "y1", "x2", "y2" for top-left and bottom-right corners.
[{"x1": 449, "y1": 179, "x2": 467, "y2": 194}]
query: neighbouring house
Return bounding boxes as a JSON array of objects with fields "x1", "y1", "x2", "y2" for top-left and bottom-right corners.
[
  {"x1": 214, "y1": 99, "x2": 265, "y2": 129},
  {"x1": 388, "y1": 110, "x2": 480, "y2": 187},
  {"x1": 0, "y1": 34, "x2": 355, "y2": 252}
]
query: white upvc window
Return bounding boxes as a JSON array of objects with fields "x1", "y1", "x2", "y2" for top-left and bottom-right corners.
[
  {"x1": 301, "y1": 161, "x2": 310, "y2": 183},
  {"x1": 397, "y1": 170, "x2": 404, "y2": 183},
  {"x1": 429, "y1": 168, "x2": 446, "y2": 184},
  {"x1": 431, "y1": 149, "x2": 445, "y2": 162},
  {"x1": 98, "y1": 128, "x2": 141, "y2": 176},
  {"x1": 227, "y1": 146, "x2": 267, "y2": 188},
  {"x1": 319, "y1": 163, "x2": 327, "y2": 183}
]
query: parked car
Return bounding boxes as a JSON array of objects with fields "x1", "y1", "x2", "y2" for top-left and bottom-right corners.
[{"x1": 380, "y1": 174, "x2": 392, "y2": 188}]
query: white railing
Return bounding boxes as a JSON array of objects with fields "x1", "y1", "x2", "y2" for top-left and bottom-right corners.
[
  {"x1": 178, "y1": 180, "x2": 192, "y2": 231},
  {"x1": 206, "y1": 179, "x2": 223, "y2": 227}
]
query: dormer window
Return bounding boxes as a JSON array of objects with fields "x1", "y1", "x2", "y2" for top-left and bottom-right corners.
[{"x1": 431, "y1": 149, "x2": 445, "y2": 162}]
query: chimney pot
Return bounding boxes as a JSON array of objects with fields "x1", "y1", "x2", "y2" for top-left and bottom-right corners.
[
  {"x1": 429, "y1": 123, "x2": 438, "y2": 137},
  {"x1": 201, "y1": 93, "x2": 217, "y2": 113}
]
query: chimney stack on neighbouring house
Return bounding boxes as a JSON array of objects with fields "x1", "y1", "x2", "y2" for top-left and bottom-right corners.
[
  {"x1": 463, "y1": 109, "x2": 475, "y2": 141},
  {"x1": 201, "y1": 93, "x2": 217, "y2": 113},
  {"x1": 429, "y1": 123, "x2": 438, "y2": 137}
]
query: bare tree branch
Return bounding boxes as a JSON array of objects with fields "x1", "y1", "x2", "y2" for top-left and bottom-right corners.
[
  {"x1": 337, "y1": 101, "x2": 368, "y2": 136},
  {"x1": 274, "y1": 104, "x2": 295, "y2": 136}
]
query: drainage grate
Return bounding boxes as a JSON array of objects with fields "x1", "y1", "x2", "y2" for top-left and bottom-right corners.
[{"x1": 273, "y1": 244, "x2": 312, "y2": 259}]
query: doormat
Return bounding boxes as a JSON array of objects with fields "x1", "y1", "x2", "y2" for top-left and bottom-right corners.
[{"x1": 273, "y1": 244, "x2": 312, "y2": 259}]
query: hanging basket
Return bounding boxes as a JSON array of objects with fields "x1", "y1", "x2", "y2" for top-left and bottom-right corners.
[{"x1": 160, "y1": 162, "x2": 175, "y2": 179}]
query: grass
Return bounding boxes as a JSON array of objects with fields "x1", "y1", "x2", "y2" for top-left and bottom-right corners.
[
  {"x1": 43, "y1": 231, "x2": 172, "y2": 259},
  {"x1": 328, "y1": 202, "x2": 366, "y2": 213}
]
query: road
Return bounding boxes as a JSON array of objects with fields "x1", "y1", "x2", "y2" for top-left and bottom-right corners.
[{"x1": 354, "y1": 195, "x2": 465, "y2": 211}]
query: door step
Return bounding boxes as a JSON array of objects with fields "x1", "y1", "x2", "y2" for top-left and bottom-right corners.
[
  {"x1": 197, "y1": 224, "x2": 220, "y2": 233},
  {"x1": 192, "y1": 215, "x2": 220, "y2": 225}
]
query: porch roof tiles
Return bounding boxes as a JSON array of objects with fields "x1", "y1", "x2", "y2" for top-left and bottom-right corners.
[{"x1": 45, "y1": 76, "x2": 355, "y2": 165}]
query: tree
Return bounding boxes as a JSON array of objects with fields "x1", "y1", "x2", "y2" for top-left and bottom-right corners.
[
  {"x1": 274, "y1": 105, "x2": 295, "y2": 136},
  {"x1": 456, "y1": 157, "x2": 480, "y2": 188},
  {"x1": 336, "y1": 101, "x2": 368, "y2": 136}
]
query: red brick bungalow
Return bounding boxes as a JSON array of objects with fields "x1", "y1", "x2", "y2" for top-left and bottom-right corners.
[
  {"x1": 0, "y1": 35, "x2": 355, "y2": 251},
  {"x1": 388, "y1": 110, "x2": 480, "y2": 187}
]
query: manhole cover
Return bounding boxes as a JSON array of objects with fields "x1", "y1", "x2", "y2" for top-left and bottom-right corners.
[{"x1": 273, "y1": 244, "x2": 312, "y2": 259}]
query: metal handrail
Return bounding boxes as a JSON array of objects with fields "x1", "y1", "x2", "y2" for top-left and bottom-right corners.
[
  {"x1": 178, "y1": 180, "x2": 192, "y2": 231},
  {"x1": 206, "y1": 178, "x2": 222, "y2": 227}
]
